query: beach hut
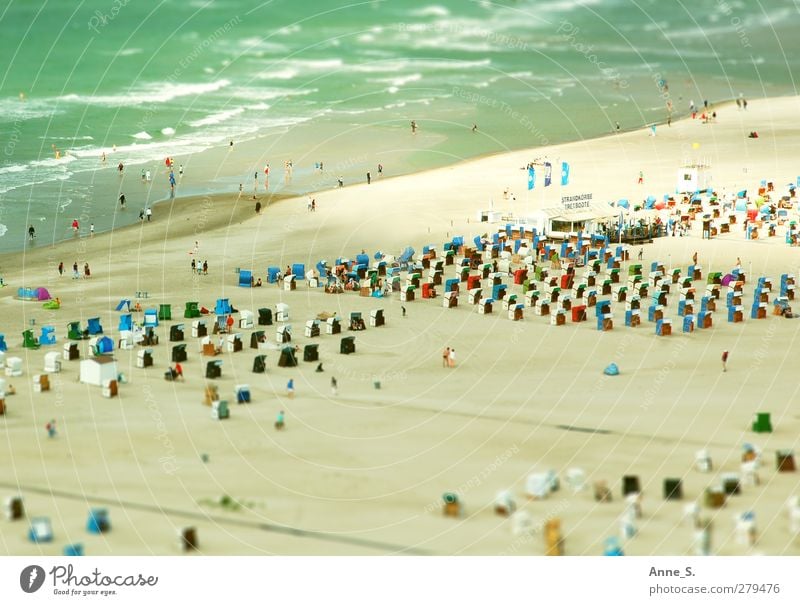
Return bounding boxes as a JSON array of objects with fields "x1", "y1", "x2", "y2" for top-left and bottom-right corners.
[
  {"x1": 44, "y1": 351, "x2": 61, "y2": 373},
  {"x1": 292, "y1": 264, "x2": 305, "y2": 279},
  {"x1": 191, "y1": 320, "x2": 207, "y2": 338},
  {"x1": 171, "y1": 344, "x2": 187, "y2": 363},
  {"x1": 143, "y1": 309, "x2": 158, "y2": 328},
  {"x1": 158, "y1": 304, "x2": 172, "y2": 321},
  {"x1": 252, "y1": 355, "x2": 267, "y2": 373},
  {"x1": 369, "y1": 309, "x2": 385, "y2": 327},
  {"x1": 79, "y1": 357, "x2": 118, "y2": 386},
  {"x1": 86, "y1": 317, "x2": 103, "y2": 335},
  {"x1": 170, "y1": 324, "x2": 185, "y2": 342},
  {"x1": 39, "y1": 326, "x2": 56, "y2": 346},
  {"x1": 235, "y1": 384, "x2": 251, "y2": 404},
  {"x1": 267, "y1": 267, "x2": 280, "y2": 283}
]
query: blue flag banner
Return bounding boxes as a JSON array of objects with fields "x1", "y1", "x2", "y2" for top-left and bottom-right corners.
[
  {"x1": 544, "y1": 162, "x2": 552, "y2": 187},
  {"x1": 561, "y1": 162, "x2": 569, "y2": 186},
  {"x1": 527, "y1": 167, "x2": 535, "y2": 190}
]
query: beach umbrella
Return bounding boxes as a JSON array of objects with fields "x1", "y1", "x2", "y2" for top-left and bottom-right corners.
[
  {"x1": 654, "y1": 201, "x2": 666, "y2": 210},
  {"x1": 737, "y1": 190, "x2": 747, "y2": 198},
  {"x1": 644, "y1": 196, "x2": 656, "y2": 209},
  {"x1": 617, "y1": 199, "x2": 630, "y2": 209}
]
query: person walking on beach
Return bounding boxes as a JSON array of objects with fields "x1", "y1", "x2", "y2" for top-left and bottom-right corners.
[
  {"x1": 411, "y1": 120, "x2": 417, "y2": 134},
  {"x1": 46, "y1": 419, "x2": 56, "y2": 438},
  {"x1": 119, "y1": 194, "x2": 126, "y2": 209},
  {"x1": 146, "y1": 207, "x2": 152, "y2": 222},
  {"x1": 311, "y1": 198, "x2": 316, "y2": 212},
  {"x1": 615, "y1": 121, "x2": 620, "y2": 133},
  {"x1": 692, "y1": 251, "x2": 698, "y2": 266},
  {"x1": 443, "y1": 347, "x2": 450, "y2": 368},
  {"x1": 722, "y1": 350, "x2": 729, "y2": 372},
  {"x1": 28, "y1": 224, "x2": 35, "y2": 242},
  {"x1": 72, "y1": 262, "x2": 79, "y2": 279},
  {"x1": 90, "y1": 223, "x2": 95, "y2": 237},
  {"x1": 275, "y1": 410, "x2": 285, "y2": 430},
  {"x1": 72, "y1": 218, "x2": 79, "y2": 234},
  {"x1": 367, "y1": 171, "x2": 371, "y2": 185},
  {"x1": 638, "y1": 247, "x2": 643, "y2": 261},
  {"x1": 449, "y1": 348, "x2": 456, "y2": 368},
  {"x1": 287, "y1": 378, "x2": 294, "y2": 399},
  {"x1": 330, "y1": 376, "x2": 338, "y2": 396},
  {"x1": 637, "y1": 171, "x2": 644, "y2": 185},
  {"x1": 377, "y1": 163, "x2": 383, "y2": 177},
  {"x1": 174, "y1": 362, "x2": 184, "y2": 381},
  {"x1": 337, "y1": 176, "x2": 344, "y2": 188},
  {"x1": 202, "y1": 260, "x2": 208, "y2": 275},
  {"x1": 58, "y1": 262, "x2": 64, "y2": 276},
  {"x1": 472, "y1": 123, "x2": 478, "y2": 133},
  {"x1": 84, "y1": 263, "x2": 91, "y2": 278},
  {"x1": 179, "y1": 164, "x2": 184, "y2": 178},
  {"x1": 191, "y1": 258, "x2": 196, "y2": 273}
]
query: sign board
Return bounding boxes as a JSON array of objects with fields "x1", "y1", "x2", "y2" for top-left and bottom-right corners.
[{"x1": 561, "y1": 193, "x2": 592, "y2": 210}]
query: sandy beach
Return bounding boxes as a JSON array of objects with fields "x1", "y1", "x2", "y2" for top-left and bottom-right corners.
[{"x1": 2, "y1": 95, "x2": 800, "y2": 556}]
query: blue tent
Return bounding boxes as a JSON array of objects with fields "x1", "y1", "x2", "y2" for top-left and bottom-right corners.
[
  {"x1": 355, "y1": 254, "x2": 369, "y2": 266},
  {"x1": 267, "y1": 267, "x2": 280, "y2": 283},
  {"x1": 399, "y1": 247, "x2": 414, "y2": 264},
  {"x1": 644, "y1": 196, "x2": 656, "y2": 209},
  {"x1": 238, "y1": 270, "x2": 252, "y2": 287},
  {"x1": 291, "y1": 264, "x2": 305, "y2": 279},
  {"x1": 603, "y1": 363, "x2": 620, "y2": 376},
  {"x1": 735, "y1": 199, "x2": 747, "y2": 211},
  {"x1": 617, "y1": 199, "x2": 630, "y2": 209},
  {"x1": 737, "y1": 189, "x2": 747, "y2": 198}
]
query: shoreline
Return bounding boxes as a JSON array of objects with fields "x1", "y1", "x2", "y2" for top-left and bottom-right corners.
[{"x1": 0, "y1": 95, "x2": 750, "y2": 257}]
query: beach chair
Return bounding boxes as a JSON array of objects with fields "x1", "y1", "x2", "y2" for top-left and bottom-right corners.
[
  {"x1": 305, "y1": 320, "x2": 320, "y2": 338},
  {"x1": 239, "y1": 310, "x2": 254, "y2": 329},
  {"x1": 211, "y1": 400, "x2": 229, "y2": 420},
  {"x1": 443, "y1": 291, "x2": 458, "y2": 308},
  {"x1": 63, "y1": 342, "x2": 80, "y2": 361},
  {"x1": 143, "y1": 309, "x2": 158, "y2": 328},
  {"x1": 137, "y1": 349, "x2": 153, "y2": 368},
  {"x1": 215, "y1": 298, "x2": 232, "y2": 315},
  {"x1": 179, "y1": 527, "x2": 198, "y2": 551},
  {"x1": 235, "y1": 384, "x2": 251, "y2": 404},
  {"x1": 44, "y1": 351, "x2": 61, "y2": 373},
  {"x1": 625, "y1": 309, "x2": 640, "y2": 327},
  {"x1": 0, "y1": 335, "x2": 6, "y2": 352},
  {"x1": 250, "y1": 331, "x2": 266, "y2": 349},
  {"x1": 468, "y1": 288, "x2": 482, "y2": 305},
  {"x1": 184, "y1": 301, "x2": 200, "y2": 318},
  {"x1": 32, "y1": 374, "x2": 50, "y2": 393},
  {"x1": 258, "y1": 308, "x2": 273, "y2": 326},
  {"x1": 238, "y1": 270, "x2": 252, "y2": 287},
  {"x1": 284, "y1": 274, "x2": 296, "y2": 291},
  {"x1": 166, "y1": 323, "x2": 183, "y2": 342},
  {"x1": 5, "y1": 357, "x2": 23, "y2": 377},
  {"x1": 776, "y1": 450, "x2": 796, "y2": 472},
  {"x1": 276, "y1": 303, "x2": 289, "y2": 322},
  {"x1": 655, "y1": 318, "x2": 672, "y2": 336},
  {"x1": 39, "y1": 326, "x2": 56, "y2": 346},
  {"x1": 171, "y1": 344, "x2": 187, "y2": 363},
  {"x1": 752, "y1": 412, "x2": 772, "y2": 433},
  {"x1": 158, "y1": 304, "x2": 172, "y2": 321},
  {"x1": 191, "y1": 320, "x2": 207, "y2": 338},
  {"x1": 326, "y1": 317, "x2": 341, "y2": 335},
  {"x1": 442, "y1": 492, "x2": 462, "y2": 517},
  {"x1": 225, "y1": 334, "x2": 243, "y2": 352},
  {"x1": 340, "y1": 336, "x2": 355, "y2": 355},
  {"x1": 63, "y1": 544, "x2": 84, "y2": 556},
  {"x1": 252, "y1": 355, "x2": 267, "y2": 373},
  {"x1": 478, "y1": 298, "x2": 493, "y2": 314},
  {"x1": 28, "y1": 517, "x2": 53, "y2": 543},
  {"x1": 369, "y1": 309, "x2": 385, "y2": 327},
  {"x1": 682, "y1": 315, "x2": 695, "y2": 333},
  {"x1": 304, "y1": 344, "x2": 319, "y2": 362},
  {"x1": 205, "y1": 360, "x2": 222, "y2": 379},
  {"x1": 278, "y1": 347, "x2": 297, "y2": 367},
  {"x1": 86, "y1": 509, "x2": 111, "y2": 534},
  {"x1": 22, "y1": 329, "x2": 40, "y2": 350},
  {"x1": 276, "y1": 325, "x2": 292, "y2": 344}
]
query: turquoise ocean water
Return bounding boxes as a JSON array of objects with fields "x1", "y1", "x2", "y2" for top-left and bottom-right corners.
[{"x1": 0, "y1": 0, "x2": 797, "y2": 251}]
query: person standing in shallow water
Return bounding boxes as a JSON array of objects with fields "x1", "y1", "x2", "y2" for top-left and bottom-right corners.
[{"x1": 722, "y1": 350, "x2": 729, "y2": 372}]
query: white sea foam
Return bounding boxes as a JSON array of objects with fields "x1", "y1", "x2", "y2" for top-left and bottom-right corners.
[
  {"x1": 261, "y1": 68, "x2": 299, "y2": 80},
  {"x1": 410, "y1": 6, "x2": 451, "y2": 17},
  {"x1": 133, "y1": 131, "x2": 153, "y2": 140},
  {"x1": 0, "y1": 224, "x2": 8, "y2": 238},
  {"x1": 118, "y1": 47, "x2": 143, "y2": 56},
  {"x1": 58, "y1": 79, "x2": 231, "y2": 107},
  {"x1": 161, "y1": 127, "x2": 176, "y2": 136},
  {"x1": 189, "y1": 107, "x2": 245, "y2": 128}
]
